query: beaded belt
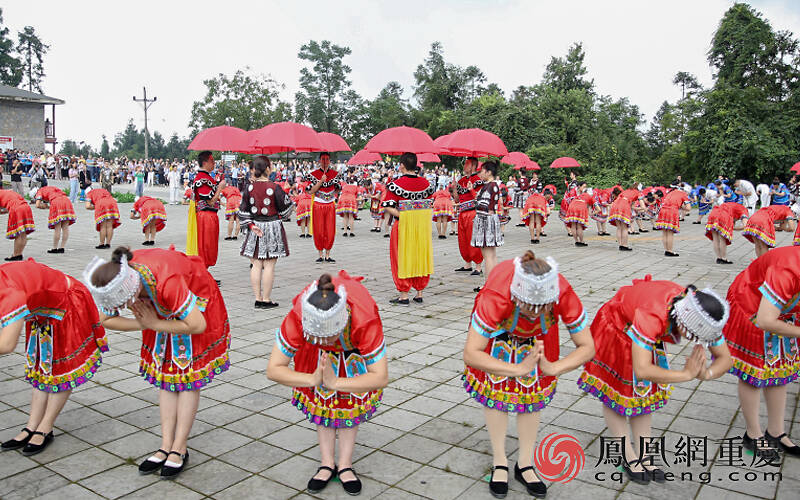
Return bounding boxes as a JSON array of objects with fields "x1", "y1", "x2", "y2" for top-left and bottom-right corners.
[
  {"x1": 398, "y1": 199, "x2": 433, "y2": 211},
  {"x1": 458, "y1": 199, "x2": 476, "y2": 212},
  {"x1": 314, "y1": 191, "x2": 336, "y2": 203}
]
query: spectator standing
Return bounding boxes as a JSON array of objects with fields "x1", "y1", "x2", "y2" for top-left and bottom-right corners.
[
  {"x1": 9, "y1": 159, "x2": 24, "y2": 196},
  {"x1": 167, "y1": 165, "x2": 181, "y2": 204},
  {"x1": 68, "y1": 162, "x2": 79, "y2": 203}
]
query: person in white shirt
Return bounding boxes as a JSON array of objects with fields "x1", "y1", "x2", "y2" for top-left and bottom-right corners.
[
  {"x1": 167, "y1": 166, "x2": 181, "y2": 204},
  {"x1": 756, "y1": 183, "x2": 771, "y2": 209},
  {"x1": 734, "y1": 179, "x2": 758, "y2": 215}
]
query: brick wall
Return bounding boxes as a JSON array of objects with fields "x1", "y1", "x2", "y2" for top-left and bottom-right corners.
[{"x1": 0, "y1": 100, "x2": 45, "y2": 153}]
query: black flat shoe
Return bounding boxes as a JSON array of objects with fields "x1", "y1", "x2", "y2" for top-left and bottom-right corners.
[
  {"x1": 138, "y1": 449, "x2": 168, "y2": 475},
  {"x1": 621, "y1": 459, "x2": 650, "y2": 485},
  {"x1": 664, "y1": 251, "x2": 679, "y2": 257},
  {"x1": 95, "y1": 244, "x2": 106, "y2": 249},
  {"x1": 474, "y1": 286, "x2": 483, "y2": 293},
  {"x1": 470, "y1": 270, "x2": 482, "y2": 276},
  {"x1": 342, "y1": 232, "x2": 349, "y2": 237},
  {"x1": 389, "y1": 298, "x2": 410, "y2": 305},
  {"x1": 639, "y1": 229, "x2": 649, "y2": 233},
  {"x1": 532, "y1": 239, "x2": 540, "y2": 244},
  {"x1": 692, "y1": 221, "x2": 702, "y2": 224},
  {"x1": 575, "y1": 241, "x2": 588, "y2": 247},
  {"x1": 413, "y1": 297, "x2": 423, "y2": 303},
  {"x1": 1, "y1": 428, "x2": 34, "y2": 451},
  {"x1": 255, "y1": 300, "x2": 266, "y2": 309},
  {"x1": 644, "y1": 465, "x2": 666, "y2": 483},
  {"x1": 21, "y1": 431, "x2": 54, "y2": 456},
  {"x1": 4, "y1": 255, "x2": 23, "y2": 261},
  {"x1": 316, "y1": 257, "x2": 325, "y2": 262},
  {"x1": 619, "y1": 245, "x2": 633, "y2": 251},
  {"x1": 383, "y1": 233, "x2": 390, "y2": 238},
  {"x1": 325, "y1": 258, "x2": 336, "y2": 263},
  {"x1": 308, "y1": 466, "x2": 337, "y2": 493},
  {"x1": 160, "y1": 450, "x2": 188, "y2": 479},
  {"x1": 455, "y1": 267, "x2": 472, "y2": 272},
  {"x1": 489, "y1": 465, "x2": 509, "y2": 498},
  {"x1": 516, "y1": 223, "x2": 526, "y2": 227},
  {"x1": 438, "y1": 235, "x2": 447, "y2": 239},
  {"x1": 261, "y1": 301, "x2": 279, "y2": 309},
  {"x1": 765, "y1": 430, "x2": 800, "y2": 457},
  {"x1": 47, "y1": 248, "x2": 59, "y2": 254},
  {"x1": 231, "y1": 237, "x2": 237, "y2": 240},
  {"x1": 349, "y1": 232, "x2": 355, "y2": 237},
  {"x1": 540, "y1": 232, "x2": 547, "y2": 237},
  {"x1": 514, "y1": 463, "x2": 547, "y2": 498},
  {"x1": 338, "y1": 467, "x2": 362, "y2": 496}
]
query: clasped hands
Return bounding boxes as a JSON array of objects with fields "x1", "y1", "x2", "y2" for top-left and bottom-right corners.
[
  {"x1": 311, "y1": 355, "x2": 340, "y2": 390},
  {"x1": 515, "y1": 342, "x2": 559, "y2": 377}
]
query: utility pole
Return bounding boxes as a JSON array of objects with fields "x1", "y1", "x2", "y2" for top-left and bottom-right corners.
[{"x1": 133, "y1": 87, "x2": 157, "y2": 160}]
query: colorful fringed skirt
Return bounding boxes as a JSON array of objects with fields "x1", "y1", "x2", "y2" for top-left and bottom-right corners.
[
  {"x1": 225, "y1": 196, "x2": 241, "y2": 221},
  {"x1": 295, "y1": 195, "x2": 312, "y2": 225},
  {"x1": 139, "y1": 199, "x2": 167, "y2": 233},
  {"x1": 432, "y1": 196, "x2": 454, "y2": 221},
  {"x1": 336, "y1": 193, "x2": 358, "y2": 217},
  {"x1": 743, "y1": 211, "x2": 776, "y2": 247},
  {"x1": 47, "y1": 196, "x2": 76, "y2": 229},
  {"x1": 6, "y1": 201, "x2": 35, "y2": 239},
  {"x1": 564, "y1": 199, "x2": 589, "y2": 228},
  {"x1": 653, "y1": 205, "x2": 680, "y2": 233},
  {"x1": 93, "y1": 197, "x2": 121, "y2": 231},
  {"x1": 608, "y1": 198, "x2": 632, "y2": 227},
  {"x1": 705, "y1": 206, "x2": 733, "y2": 244}
]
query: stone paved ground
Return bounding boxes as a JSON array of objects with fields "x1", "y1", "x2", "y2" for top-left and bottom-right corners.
[{"x1": 1, "y1": 181, "x2": 798, "y2": 499}]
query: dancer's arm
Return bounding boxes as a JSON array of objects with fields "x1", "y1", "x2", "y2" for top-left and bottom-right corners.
[
  {"x1": 755, "y1": 297, "x2": 800, "y2": 338},
  {"x1": 697, "y1": 341, "x2": 733, "y2": 380},
  {"x1": 463, "y1": 327, "x2": 542, "y2": 378},
  {"x1": 631, "y1": 343, "x2": 705, "y2": 384},
  {"x1": 0, "y1": 321, "x2": 24, "y2": 354},
  {"x1": 266, "y1": 344, "x2": 322, "y2": 388},
  {"x1": 322, "y1": 356, "x2": 388, "y2": 393},
  {"x1": 539, "y1": 328, "x2": 594, "y2": 377}
]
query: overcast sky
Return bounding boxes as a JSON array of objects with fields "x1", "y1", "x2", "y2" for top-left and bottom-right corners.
[{"x1": 4, "y1": 0, "x2": 800, "y2": 150}]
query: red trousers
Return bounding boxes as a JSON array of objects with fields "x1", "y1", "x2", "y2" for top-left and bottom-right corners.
[
  {"x1": 390, "y1": 222, "x2": 430, "y2": 292},
  {"x1": 457, "y1": 210, "x2": 483, "y2": 265},
  {"x1": 312, "y1": 202, "x2": 336, "y2": 252},
  {"x1": 197, "y1": 210, "x2": 219, "y2": 268}
]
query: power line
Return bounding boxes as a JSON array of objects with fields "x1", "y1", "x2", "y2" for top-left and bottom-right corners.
[{"x1": 133, "y1": 87, "x2": 157, "y2": 160}]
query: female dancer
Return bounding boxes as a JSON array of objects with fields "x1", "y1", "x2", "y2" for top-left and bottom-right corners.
[
  {"x1": 367, "y1": 180, "x2": 386, "y2": 233},
  {"x1": 564, "y1": 182, "x2": 593, "y2": 247},
  {"x1": 130, "y1": 195, "x2": 167, "y2": 246},
  {"x1": 238, "y1": 156, "x2": 294, "y2": 309},
  {"x1": 33, "y1": 186, "x2": 76, "y2": 254},
  {"x1": 267, "y1": 271, "x2": 388, "y2": 496},
  {"x1": 472, "y1": 161, "x2": 504, "y2": 292},
  {"x1": 0, "y1": 189, "x2": 34, "y2": 261},
  {"x1": 522, "y1": 188, "x2": 551, "y2": 244},
  {"x1": 578, "y1": 276, "x2": 731, "y2": 484},
  {"x1": 0, "y1": 260, "x2": 107, "y2": 455},
  {"x1": 608, "y1": 187, "x2": 634, "y2": 251},
  {"x1": 724, "y1": 246, "x2": 800, "y2": 458},
  {"x1": 383, "y1": 153, "x2": 435, "y2": 304},
  {"x1": 432, "y1": 185, "x2": 455, "y2": 239},
  {"x1": 705, "y1": 201, "x2": 748, "y2": 264},
  {"x1": 85, "y1": 187, "x2": 121, "y2": 250},
  {"x1": 336, "y1": 181, "x2": 359, "y2": 237},
  {"x1": 592, "y1": 188, "x2": 611, "y2": 236},
  {"x1": 693, "y1": 187, "x2": 713, "y2": 225},
  {"x1": 559, "y1": 185, "x2": 577, "y2": 237},
  {"x1": 654, "y1": 188, "x2": 690, "y2": 257},
  {"x1": 463, "y1": 251, "x2": 594, "y2": 498},
  {"x1": 85, "y1": 246, "x2": 230, "y2": 478},
  {"x1": 742, "y1": 205, "x2": 796, "y2": 257},
  {"x1": 221, "y1": 185, "x2": 242, "y2": 241},
  {"x1": 293, "y1": 181, "x2": 312, "y2": 238}
]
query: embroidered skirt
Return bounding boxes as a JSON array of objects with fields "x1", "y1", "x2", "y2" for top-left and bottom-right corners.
[
  {"x1": 225, "y1": 196, "x2": 242, "y2": 221},
  {"x1": 295, "y1": 196, "x2": 312, "y2": 225},
  {"x1": 654, "y1": 206, "x2": 680, "y2": 233},
  {"x1": 743, "y1": 211, "x2": 777, "y2": 247},
  {"x1": 463, "y1": 333, "x2": 556, "y2": 413},
  {"x1": 705, "y1": 206, "x2": 733, "y2": 244},
  {"x1": 336, "y1": 193, "x2": 358, "y2": 217},
  {"x1": 432, "y1": 197, "x2": 454, "y2": 221},
  {"x1": 25, "y1": 280, "x2": 108, "y2": 393},
  {"x1": 240, "y1": 220, "x2": 289, "y2": 259},
  {"x1": 93, "y1": 197, "x2": 121, "y2": 231},
  {"x1": 471, "y1": 212, "x2": 504, "y2": 248},
  {"x1": 5, "y1": 201, "x2": 35, "y2": 239},
  {"x1": 47, "y1": 197, "x2": 76, "y2": 229},
  {"x1": 608, "y1": 198, "x2": 632, "y2": 227},
  {"x1": 564, "y1": 199, "x2": 589, "y2": 228},
  {"x1": 139, "y1": 200, "x2": 167, "y2": 233}
]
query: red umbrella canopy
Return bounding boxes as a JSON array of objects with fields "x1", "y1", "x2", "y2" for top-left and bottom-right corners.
[
  {"x1": 347, "y1": 149, "x2": 382, "y2": 166},
  {"x1": 433, "y1": 134, "x2": 453, "y2": 154},
  {"x1": 364, "y1": 126, "x2": 439, "y2": 155},
  {"x1": 791, "y1": 162, "x2": 800, "y2": 173},
  {"x1": 500, "y1": 151, "x2": 531, "y2": 167},
  {"x1": 187, "y1": 126, "x2": 247, "y2": 152},
  {"x1": 246, "y1": 122, "x2": 323, "y2": 154},
  {"x1": 525, "y1": 162, "x2": 541, "y2": 171},
  {"x1": 513, "y1": 165, "x2": 523, "y2": 170},
  {"x1": 438, "y1": 128, "x2": 508, "y2": 157},
  {"x1": 316, "y1": 132, "x2": 351, "y2": 152},
  {"x1": 417, "y1": 152, "x2": 441, "y2": 163},
  {"x1": 550, "y1": 156, "x2": 581, "y2": 168}
]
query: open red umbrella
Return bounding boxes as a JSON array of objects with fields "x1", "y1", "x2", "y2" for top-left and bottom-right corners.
[
  {"x1": 513, "y1": 165, "x2": 523, "y2": 171},
  {"x1": 347, "y1": 149, "x2": 382, "y2": 166},
  {"x1": 187, "y1": 126, "x2": 247, "y2": 151},
  {"x1": 246, "y1": 122, "x2": 323, "y2": 154},
  {"x1": 316, "y1": 132, "x2": 350, "y2": 152},
  {"x1": 417, "y1": 152, "x2": 441, "y2": 163},
  {"x1": 433, "y1": 134, "x2": 453, "y2": 154},
  {"x1": 791, "y1": 162, "x2": 800, "y2": 173},
  {"x1": 526, "y1": 162, "x2": 541, "y2": 171},
  {"x1": 438, "y1": 128, "x2": 508, "y2": 157},
  {"x1": 364, "y1": 126, "x2": 439, "y2": 155},
  {"x1": 501, "y1": 152, "x2": 531, "y2": 167},
  {"x1": 550, "y1": 156, "x2": 581, "y2": 168}
]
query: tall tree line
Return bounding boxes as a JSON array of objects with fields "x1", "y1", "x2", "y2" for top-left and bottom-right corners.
[{"x1": 0, "y1": 8, "x2": 49, "y2": 92}]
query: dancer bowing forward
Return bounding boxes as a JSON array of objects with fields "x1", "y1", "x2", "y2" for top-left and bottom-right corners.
[
  {"x1": 578, "y1": 276, "x2": 731, "y2": 485},
  {"x1": 267, "y1": 271, "x2": 387, "y2": 496},
  {"x1": 85, "y1": 246, "x2": 230, "y2": 478},
  {"x1": 0, "y1": 260, "x2": 108, "y2": 455},
  {"x1": 724, "y1": 246, "x2": 800, "y2": 459},
  {"x1": 654, "y1": 188, "x2": 690, "y2": 257},
  {"x1": 85, "y1": 187, "x2": 121, "y2": 249},
  {"x1": 131, "y1": 196, "x2": 167, "y2": 246},
  {"x1": 463, "y1": 251, "x2": 594, "y2": 498},
  {"x1": 704, "y1": 201, "x2": 748, "y2": 264},
  {"x1": 33, "y1": 186, "x2": 76, "y2": 254},
  {"x1": 0, "y1": 189, "x2": 34, "y2": 261}
]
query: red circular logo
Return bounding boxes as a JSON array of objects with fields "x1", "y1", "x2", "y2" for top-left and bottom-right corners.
[{"x1": 533, "y1": 432, "x2": 585, "y2": 483}]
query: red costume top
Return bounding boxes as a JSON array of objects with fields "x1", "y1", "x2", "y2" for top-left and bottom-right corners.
[
  {"x1": 276, "y1": 271, "x2": 385, "y2": 428},
  {"x1": 465, "y1": 260, "x2": 587, "y2": 413},
  {"x1": 455, "y1": 173, "x2": 483, "y2": 210},
  {"x1": 661, "y1": 189, "x2": 689, "y2": 208},
  {"x1": 724, "y1": 246, "x2": 800, "y2": 387},
  {"x1": 36, "y1": 186, "x2": 67, "y2": 202},
  {"x1": 193, "y1": 170, "x2": 220, "y2": 212},
  {"x1": 133, "y1": 196, "x2": 166, "y2": 232},
  {"x1": 705, "y1": 202, "x2": 748, "y2": 243},
  {"x1": 304, "y1": 168, "x2": 340, "y2": 203}
]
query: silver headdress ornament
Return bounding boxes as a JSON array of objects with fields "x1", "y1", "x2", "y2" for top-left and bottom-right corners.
[
  {"x1": 301, "y1": 282, "x2": 349, "y2": 343},
  {"x1": 82, "y1": 254, "x2": 141, "y2": 312},
  {"x1": 671, "y1": 287, "x2": 729, "y2": 347},
  {"x1": 510, "y1": 256, "x2": 560, "y2": 306}
]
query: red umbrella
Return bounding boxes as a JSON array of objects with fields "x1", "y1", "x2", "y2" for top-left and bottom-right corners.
[
  {"x1": 246, "y1": 121, "x2": 323, "y2": 154},
  {"x1": 791, "y1": 162, "x2": 800, "y2": 173},
  {"x1": 433, "y1": 134, "x2": 453, "y2": 154},
  {"x1": 187, "y1": 126, "x2": 247, "y2": 151},
  {"x1": 347, "y1": 149, "x2": 382, "y2": 166},
  {"x1": 513, "y1": 165, "x2": 523, "y2": 171},
  {"x1": 550, "y1": 156, "x2": 581, "y2": 168},
  {"x1": 316, "y1": 132, "x2": 351, "y2": 152},
  {"x1": 526, "y1": 162, "x2": 541, "y2": 171},
  {"x1": 364, "y1": 126, "x2": 439, "y2": 155},
  {"x1": 417, "y1": 152, "x2": 441, "y2": 163},
  {"x1": 438, "y1": 128, "x2": 508, "y2": 157}
]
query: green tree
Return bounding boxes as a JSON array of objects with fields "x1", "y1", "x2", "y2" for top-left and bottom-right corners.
[
  {"x1": 60, "y1": 139, "x2": 92, "y2": 157},
  {"x1": 189, "y1": 68, "x2": 291, "y2": 133},
  {"x1": 0, "y1": 8, "x2": 21, "y2": 86},
  {"x1": 100, "y1": 135, "x2": 110, "y2": 157},
  {"x1": 672, "y1": 71, "x2": 701, "y2": 99},
  {"x1": 542, "y1": 42, "x2": 594, "y2": 94},
  {"x1": 294, "y1": 40, "x2": 355, "y2": 134},
  {"x1": 16, "y1": 26, "x2": 49, "y2": 93}
]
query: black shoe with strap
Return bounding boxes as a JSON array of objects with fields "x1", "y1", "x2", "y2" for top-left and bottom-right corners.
[
  {"x1": 4, "y1": 254, "x2": 23, "y2": 261},
  {"x1": 765, "y1": 430, "x2": 800, "y2": 457},
  {"x1": 621, "y1": 459, "x2": 650, "y2": 485},
  {"x1": 138, "y1": 449, "x2": 168, "y2": 475},
  {"x1": 21, "y1": 431, "x2": 54, "y2": 456},
  {"x1": 514, "y1": 463, "x2": 547, "y2": 498},
  {"x1": 160, "y1": 450, "x2": 189, "y2": 479},
  {"x1": 308, "y1": 465, "x2": 337, "y2": 493},
  {"x1": 489, "y1": 465, "x2": 508, "y2": 498},
  {"x1": 338, "y1": 467, "x2": 362, "y2": 496},
  {"x1": 1, "y1": 427, "x2": 34, "y2": 451}
]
